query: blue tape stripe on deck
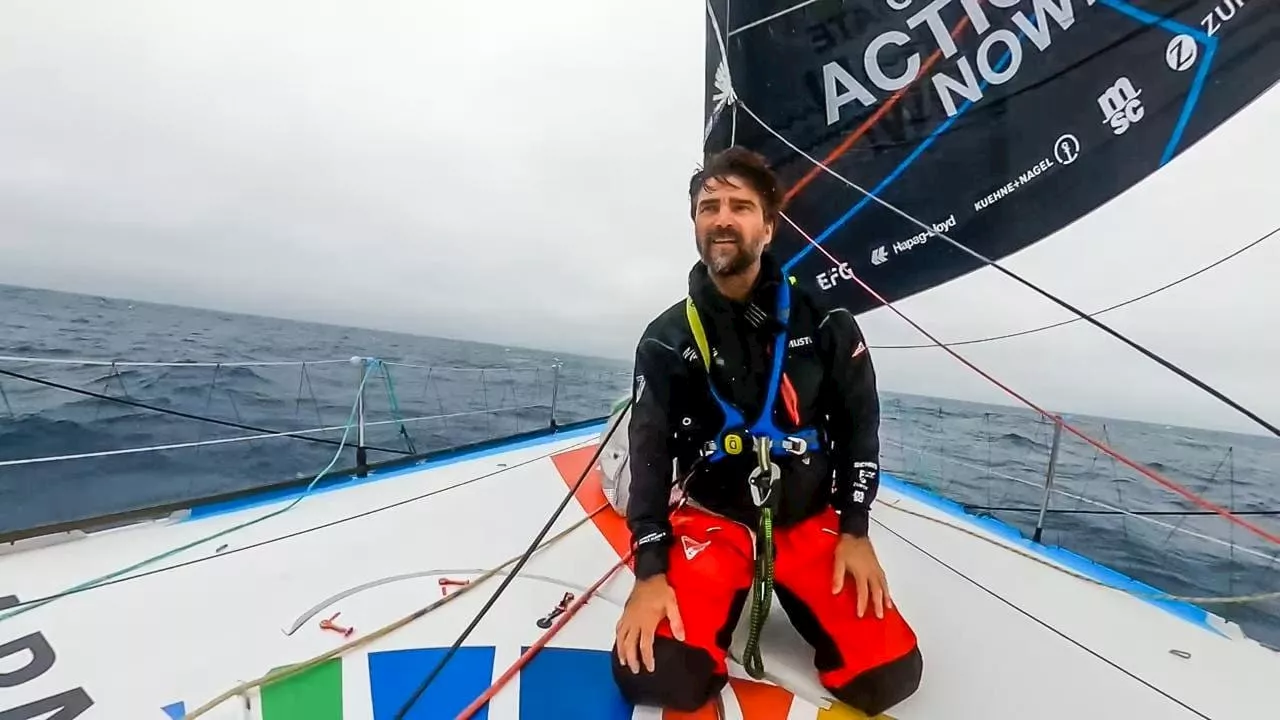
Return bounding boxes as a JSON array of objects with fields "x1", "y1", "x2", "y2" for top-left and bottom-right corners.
[
  {"x1": 518, "y1": 647, "x2": 633, "y2": 720},
  {"x1": 368, "y1": 646, "x2": 495, "y2": 719},
  {"x1": 880, "y1": 472, "x2": 1220, "y2": 635}
]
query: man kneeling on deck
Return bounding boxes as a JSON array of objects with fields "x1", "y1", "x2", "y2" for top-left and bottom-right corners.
[{"x1": 611, "y1": 147, "x2": 923, "y2": 715}]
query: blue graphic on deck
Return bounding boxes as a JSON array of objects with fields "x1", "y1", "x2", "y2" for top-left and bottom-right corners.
[
  {"x1": 518, "y1": 646, "x2": 633, "y2": 720},
  {"x1": 368, "y1": 646, "x2": 496, "y2": 719},
  {"x1": 161, "y1": 701, "x2": 186, "y2": 719}
]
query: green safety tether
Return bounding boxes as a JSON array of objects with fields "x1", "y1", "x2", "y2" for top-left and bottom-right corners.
[
  {"x1": 742, "y1": 431, "x2": 779, "y2": 680},
  {"x1": 742, "y1": 506, "x2": 774, "y2": 680}
]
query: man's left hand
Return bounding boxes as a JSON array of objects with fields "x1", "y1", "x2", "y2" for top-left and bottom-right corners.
[{"x1": 832, "y1": 533, "x2": 892, "y2": 619}]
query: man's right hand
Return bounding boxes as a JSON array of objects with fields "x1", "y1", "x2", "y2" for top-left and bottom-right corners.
[{"x1": 615, "y1": 573, "x2": 685, "y2": 674}]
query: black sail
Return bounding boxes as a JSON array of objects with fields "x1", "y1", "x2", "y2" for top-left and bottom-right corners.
[{"x1": 704, "y1": 0, "x2": 1280, "y2": 313}]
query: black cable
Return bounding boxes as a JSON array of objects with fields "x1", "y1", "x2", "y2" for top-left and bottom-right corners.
[
  {"x1": 871, "y1": 516, "x2": 1212, "y2": 719},
  {"x1": 965, "y1": 505, "x2": 1280, "y2": 517},
  {"x1": 0, "y1": 433, "x2": 574, "y2": 615},
  {"x1": 392, "y1": 398, "x2": 633, "y2": 720},
  {"x1": 0, "y1": 366, "x2": 411, "y2": 456},
  {"x1": 874, "y1": 223, "x2": 1280, "y2": 350},
  {"x1": 770, "y1": 124, "x2": 1280, "y2": 438}
]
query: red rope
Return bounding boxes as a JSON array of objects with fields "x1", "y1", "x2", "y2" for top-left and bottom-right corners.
[
  {"x1": 453, "y1": 552, "x2": 633, "y2": 720},
  {"x1": 783, "y1": 215, "x2": 1280, "y2": 548}
]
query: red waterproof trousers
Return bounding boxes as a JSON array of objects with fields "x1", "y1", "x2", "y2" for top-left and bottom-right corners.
[{"x1": 613, "y1": 504, "x2": 922, "y2": 714}]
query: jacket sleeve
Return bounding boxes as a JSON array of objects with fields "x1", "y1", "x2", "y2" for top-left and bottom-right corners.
[
  {"x1": 819, "y1": 308, "x2": 881, "y2": 538},
  {"x1": 626, "y1": 335, "x2": 681, "y2": 579}
]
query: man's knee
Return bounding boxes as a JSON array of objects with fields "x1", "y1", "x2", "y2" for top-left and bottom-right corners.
[
  {"x1": 610, "y1": 635, "x2": 726, "y2": 711},
  {"x1": 828, "y1": 645, "x2": 923, "y2": 717}
]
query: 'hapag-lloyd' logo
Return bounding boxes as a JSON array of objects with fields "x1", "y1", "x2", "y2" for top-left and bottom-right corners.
[{"x1": 892, "y1": 214, "x2": 956, "y2": 255}]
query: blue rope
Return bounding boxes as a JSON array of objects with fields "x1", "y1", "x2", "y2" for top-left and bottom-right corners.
[{"x1": 0, "y1": 359, "x2": 379, "y2": 624}]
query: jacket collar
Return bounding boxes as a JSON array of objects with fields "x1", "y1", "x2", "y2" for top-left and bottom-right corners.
[{"x1": 687, "y1": 249, "x2": 785, "y2": 333}]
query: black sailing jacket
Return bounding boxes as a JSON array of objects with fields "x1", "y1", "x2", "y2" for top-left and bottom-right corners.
[{"x1": 627, "y1": 250, "x2": 882, "y2": 579}]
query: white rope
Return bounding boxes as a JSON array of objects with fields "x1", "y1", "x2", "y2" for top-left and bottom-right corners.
[
  {"x1": 882, "y1": 437, "x2": 1278, "y2": 563},
  {"x1": 727, "y1": 0, "x2": 822, "y2": 37},
  {"x1": 0, "y1": 355, "x2": 351, "y2": 368},
  {"x1": 379, "y1": 361, "x2": 547, "y2": 373},
  {"x1": 0, "y1": 405, "x2": 545, "y2": 468}
]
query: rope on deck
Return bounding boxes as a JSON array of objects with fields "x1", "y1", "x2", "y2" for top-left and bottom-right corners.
[{"x1": 179, "y1": 502, "x2": 612, "y2": 720}]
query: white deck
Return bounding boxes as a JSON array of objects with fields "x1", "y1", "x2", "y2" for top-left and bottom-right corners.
[{"x1": 0, "y1": 421, "x2": 1275, "y2": 719}]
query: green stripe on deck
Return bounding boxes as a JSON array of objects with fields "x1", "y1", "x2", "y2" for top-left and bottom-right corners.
[{"x1": 261, "y1": 658, "x2": 343, "y2": 720}]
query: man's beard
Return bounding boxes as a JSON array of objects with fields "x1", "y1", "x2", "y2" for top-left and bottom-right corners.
[{"x1": 700, "y1": 228, "x2": 761, "y2": 277}]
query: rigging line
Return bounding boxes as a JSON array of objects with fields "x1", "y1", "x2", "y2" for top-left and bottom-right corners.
[
  {"x1": 739, "y1": 100, "x2": 1280, "y2": 439},
  {"x1": 454, "y1": 552, "x2": 634, "y2": 720},
  {"x1": 878, "y1": 499, "x2": 1280, "y2": 604},
  {"x1": 0, "y1": 355, "x2": 350, "y2": 367},
  {"x1": 880, "y1": 438, "x2": 1277, "y2": 562},
  {"x1": 0, "y1": 362, "x2": 378, "y2": 623},
  {"x1": 779, "y1": 211, "x2": 1280, "y2": 549},
  {"x1": 966, "y1": 504, "x2": 1280, "y2": 517},
  {"x1": 0, "y1": 363, "x2": 371, "y2": 622},
  {"x1": 392, "y1": 397, "x2": 634, "y2": 720},
  {"x1": 872, "y1": 515, "x2": 1210, "y2": 719},
  {"x1": 0, "y1": 405, "x2": 544, "y2": 468},
  {"x1": 874, "y1": 223, "x2": 1280, "y2": 349},
  {"x1": 0, "y1": 366, "x2": 411, "y2": 457},
  {"x1": 180, "y1": 501, "x2": 610, "y2": 720},
  {"x1": 726, "y1": 0, "x2": 821, "y2": 37},
  {"x1": 0, "y1": 432, "x2": 595, "y2": 616}
]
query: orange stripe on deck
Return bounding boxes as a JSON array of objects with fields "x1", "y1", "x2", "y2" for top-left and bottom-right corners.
[
  {"x1": 662, "y1": 679, "x2": 794, "y2": 719},
  {"x1": 551, "y1": 445, "x2": 633, "y2": 564},
  {"x1": 782, "y1": 14, "x2": 974, "y2": 207}
]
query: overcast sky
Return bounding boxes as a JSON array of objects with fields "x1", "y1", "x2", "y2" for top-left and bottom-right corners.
[{"x1": 1, "y1": 1, "x2": 1277, "y2": 437}]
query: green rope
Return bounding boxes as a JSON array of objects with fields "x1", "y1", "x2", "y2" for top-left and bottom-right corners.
[
  {"x1": 743, "y1": 506, "x2": 774, "y2": 680},
  {"x1": 379, "y1": 361, "x2": 417, "y2": 454}
]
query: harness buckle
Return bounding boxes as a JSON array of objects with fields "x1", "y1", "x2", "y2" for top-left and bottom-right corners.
[{"x1": 781, "y1": 436, "x2": 807, "y2": 455}]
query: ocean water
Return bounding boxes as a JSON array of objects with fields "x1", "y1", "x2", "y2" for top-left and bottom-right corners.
[{"x1": 2, "y1": 282, "x2": 1278, "y2": 648}]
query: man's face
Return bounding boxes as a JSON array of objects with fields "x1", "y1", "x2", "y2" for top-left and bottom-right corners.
[{"x1": 693, "y1": 174, "x2": 774, "y2": 277}]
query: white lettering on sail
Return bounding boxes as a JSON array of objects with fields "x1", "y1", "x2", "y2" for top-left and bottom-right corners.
[
  {"x1": 822, "y1": 0, "x2": 1098, "y2": 125},
  {"x1": 865, "y1": 31, "x2": 921, "y2": 91},
  {"x1": 932, "y1": 59, "x2": 982, "y2": 117},
  {"x1": 1014, "y1": 0, "x2": 1077, "y2": 51},
  {"x1": 906, "y1": 0, "x2": 961, "y2": 59},
  {"x1": 977, "y1": 29, "x2": 1022, "y2": 84},
  {"x1": 1202, "y1": 0, "x2": 1245, "y2": 37},
  {"x1": 823, "y1": 62, "x2": 877, "y2": 124}
]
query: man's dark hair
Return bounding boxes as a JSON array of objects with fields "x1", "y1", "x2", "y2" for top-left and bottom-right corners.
[{"x1": 688, "y1": 146, "x2": 783, "y2": 225}]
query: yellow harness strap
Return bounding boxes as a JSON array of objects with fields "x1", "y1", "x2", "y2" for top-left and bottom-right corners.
[{"x1": 685, "y1": 296, "x2": 713, "y2": 374}]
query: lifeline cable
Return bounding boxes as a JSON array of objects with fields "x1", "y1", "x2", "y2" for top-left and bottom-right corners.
[
  {"x1": 871, "y1": 514, "x2": 1212, "y2": 719},
  {"x1": 738, "y1": 99, "x2": 1279, "y2": 439},
  {"x1": 0, "y1": 433, "x2": 596, "y2": 616},
  {"x1": 874, "y1": 222, "x2": 1280, "y2": 349},
  {"x1": 391, "y1": 397, "x2": 635, "y2": 720},
  {"x1": 0, "y1": 365, "x2": 411, "y2": 456},
  {"x1": 779, "y1": 211, "x2": 1280, "y2": 549},
  {"x1": 0, "y1": 361, "x2": 380, "y2": 622}
]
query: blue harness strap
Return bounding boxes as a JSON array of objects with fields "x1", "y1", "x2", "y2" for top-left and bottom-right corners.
[{"x1": 684, "y1": 280, "x2": 820, "y2": 469}]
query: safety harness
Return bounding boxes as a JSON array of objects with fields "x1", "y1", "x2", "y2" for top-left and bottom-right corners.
[{"x1": 683, "y1": 280, "x2": 818, "y2": 680}]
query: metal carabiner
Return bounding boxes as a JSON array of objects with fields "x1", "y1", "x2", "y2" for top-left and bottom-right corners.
[{"x1": 747, "y1": 461, "x2": 781, "y2": 507}]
